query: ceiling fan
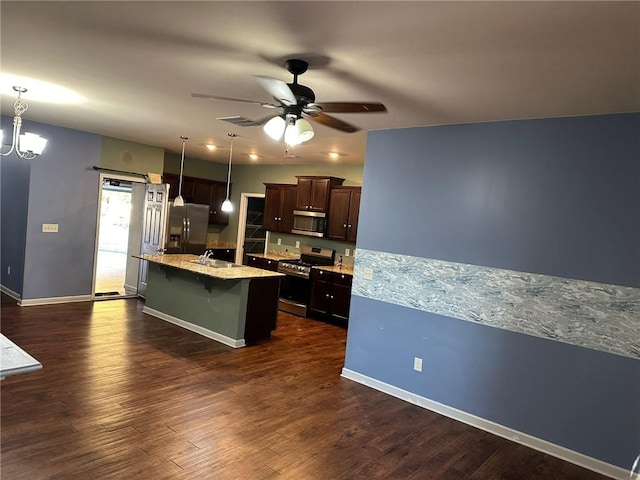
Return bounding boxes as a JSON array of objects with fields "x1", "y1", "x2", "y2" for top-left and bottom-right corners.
[{"x1": 191, "y1": 59, "x2": 386, "y2": 145}]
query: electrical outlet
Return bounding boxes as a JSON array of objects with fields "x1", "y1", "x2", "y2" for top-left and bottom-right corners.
[
  {"x1": 345, "y1": 248, "x2": 350, "y2": 257},
  {"x1": 295, "y1": 240, "x2": 300, "y2": 248},
  {"x1": 413, "y1": 357, "x2": 423, "y2": 372},
  {"x1": 42, "y1": 223, "x2": 59, "y2": 233},
  {"x1": 277, "y1": 238, "x2": 282, "y2": 245},
  {"x1": 363, "y1": 267, "x2": 373, "y2": 280},
  {"x1": 7, "y1": 266, "x2": 10, "y2": 275}
]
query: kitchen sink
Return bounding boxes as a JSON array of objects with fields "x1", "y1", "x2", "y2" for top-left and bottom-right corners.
[{"x1": 190, "y1": 259, "x2": 242, "y2": 268}]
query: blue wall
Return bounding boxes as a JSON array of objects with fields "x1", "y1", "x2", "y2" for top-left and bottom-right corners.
[
  {"x1": 1, "y1": 116, "x2": 102, "y2": 299},
  {"x1": 346, "y1": 113, "x2": 640, "y2": 469},
  {"x1": 358, "y1": 114, "x2": 639, "y2": 287},
  {"x1": 0, "y1": 137, "x2": 31, "y2": 295}
]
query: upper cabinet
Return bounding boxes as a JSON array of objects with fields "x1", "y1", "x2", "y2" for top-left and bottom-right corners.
[
  {"x1": 295, "y1": 176, "x2": 344, "y2": 212},
  {"x1": 263, "y1": 184, "x2": 297, "y2": 233},
  {"x1": 326, "y1": 186, "x2": 361, "y2": 243},
  {"x1": 163, "y1": 173, "x2": 230, "y2": 225}
]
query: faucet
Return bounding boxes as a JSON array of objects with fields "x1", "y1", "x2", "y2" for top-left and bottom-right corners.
[{"x1": 198, "y1": 250, "x2": 215, "y2": 265}]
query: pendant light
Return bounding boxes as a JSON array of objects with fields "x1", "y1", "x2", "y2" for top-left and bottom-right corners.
[
  {"x1": 221, "y1": 133, "x2": 236, "y2": 213},
  {"x1": 173, "y1": 136, "x2": 188, "y2": 207}
]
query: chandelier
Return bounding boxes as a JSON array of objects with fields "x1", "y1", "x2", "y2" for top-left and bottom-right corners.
[{"x1": 1, "y1": 86, "x2": 48, "y2": 159}]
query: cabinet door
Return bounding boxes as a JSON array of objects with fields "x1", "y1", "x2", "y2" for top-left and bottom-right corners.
[
  {"x1": 309, "y1": 178, "x2": 331, "y2": 211},
  {"x1": 163, "y1": 173, "x2": 180, "y2": 199},
  {"x1": 193, "y1": 180, "x2": 213, "y2": 206},
  {"x1": 331, "y1": 272, "x2": 352, "y2": 322},
  {"x1": 326, "y1": 189, "x2": 351, "y2": 240},
  {"x1": 346, "y1": 190, "x2": 361, "y2": 244},
  {"x1": 295, "y1": 178, "x2": 313, "y2": 210},
  {"x1": 309, "y1": 273, "x2": 331, "y2": 316},
  {"x1": 181, "y1": 177, "x2": 197, "y2": 203},
  {"x1": 210, "y1": 182, "x2": 230, "y2": 225},
  {"x1": 279, "y1": 185, "x2": 297, "y2": 233},
  {"x1": 263, "y1": 185, "x2": 282, "y2": 232}
]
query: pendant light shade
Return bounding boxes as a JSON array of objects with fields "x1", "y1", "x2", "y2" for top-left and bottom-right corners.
[
  {"x1": 263, "y1": 115, "x2": 285, "y2": 141},
  {"x1": 174, "y1": 136, "x2": 188, "y2": 206},
  {"x1": 222, "y1": 133, "x2": 236, "y2": 213}
]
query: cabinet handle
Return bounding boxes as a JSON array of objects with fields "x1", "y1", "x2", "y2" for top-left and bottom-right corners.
[
  {"x1": 330, "y1": 295, "x2": 334, "y2": 299},
  {"x1": 348, "y1": 224, "x2": 352, "y2": 228},
  {"x1": 326, "y1": 294, "x2": 330, "y2": 297},
  {"x1": 343, "y1": 224, "x2": 347, "y2": 228}
]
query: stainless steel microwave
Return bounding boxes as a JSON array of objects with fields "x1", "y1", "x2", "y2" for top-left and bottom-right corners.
[{"x1": 291, "y1": 210, "x2": 326, "y2": 237}]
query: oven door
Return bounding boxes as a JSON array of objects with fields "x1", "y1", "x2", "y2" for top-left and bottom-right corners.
[{"x1": 278, "y1": 274, "x2": 311, "y2": 317}]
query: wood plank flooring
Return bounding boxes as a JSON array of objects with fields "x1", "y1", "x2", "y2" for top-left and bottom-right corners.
[{"x1": 1, "y1": 294, "x2": 611, "y2": 479}]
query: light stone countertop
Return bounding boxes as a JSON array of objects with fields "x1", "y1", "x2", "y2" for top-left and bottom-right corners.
[
  {"x1": 1, "y1": 334, "x2": 42, "y2": 379},
  {"x1": 248, "y1": 252, "x2": 301, "y2": 262},
  {"x1": 136, "y1": 254, "x2": 284, "y2": 280},
  {"x1": 313, "y1": 264, "x2": 354, "y2": 275}
]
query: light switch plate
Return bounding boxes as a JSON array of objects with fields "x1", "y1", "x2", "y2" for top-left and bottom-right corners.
[
  {"x1": 42, "y1": 223, "x2": 59, "y2": 233},
  {"x1": 295, "y1": 240, "x2": 300, "y2": 248},
  {"x1": 345, "y1": 248, "x2": 350, "y2": 256},
  {"x1": 363, "y1": 267, "x2": 373, "y2": 280},
  {"x1": 277, "y1": 238, "x2": 282, "y2": 245}
]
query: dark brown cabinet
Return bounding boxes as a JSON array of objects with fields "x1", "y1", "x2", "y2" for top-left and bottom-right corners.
[
  {"x1": 205, "y1": 248, "x2": 236, "y2": 263},
  {"x1": 263, "y1": 184, "x2": 297, "y2": 233},
  {"x1": 245, "y1": 255, "x2": 279, "y2": 272},
  {"x1": 309, "y1": 269, "x2": 352, "y2": 323},
  {"x1": 163, "y1": 173, "x2": 230, "y2": 225},
  {"x1": 295, "y1": 176, "x2": 344, "y2": 212},
  {"x1": 209, "y1": 183, "x2": 230, "y2": 226},
  {"x1": 327, "y1": 186, "x2": 361, "y2": 243}
]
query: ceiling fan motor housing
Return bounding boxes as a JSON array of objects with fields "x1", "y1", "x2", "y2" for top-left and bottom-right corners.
[{"x1": 288, "y1": 82, "x2": 315, "y2": 105}]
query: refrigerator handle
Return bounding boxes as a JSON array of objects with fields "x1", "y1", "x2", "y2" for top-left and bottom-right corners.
[
  {"x1": 182, "y1": 217, "x2": 187, "y2": 246},
  {"x1": 186, "y1": 217, "x2": 190, "y2": 243}
]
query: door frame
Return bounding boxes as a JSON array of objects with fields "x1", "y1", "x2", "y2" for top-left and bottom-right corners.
[
  {"x1": 92, "y1": 172, "x2": 147, "y2": 300},
  {"x1": 235, "y1": 192, "x2": 266, "y2": 264}
]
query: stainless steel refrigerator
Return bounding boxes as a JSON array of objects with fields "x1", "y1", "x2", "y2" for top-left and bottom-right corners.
[{"x1": 165, "y1": 202, "x2": 209, "y2": 254}]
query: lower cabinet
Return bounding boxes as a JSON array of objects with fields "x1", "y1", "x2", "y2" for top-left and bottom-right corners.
[
  {"x1": 309, "y1": 269, "x2": 352, "y2": 323},
  {"x1": 245, "y1": 255, "x2": 279, "y2": 272},
  {"x1": 206, "y1": 248, "x2": 236, "y2": 263}
]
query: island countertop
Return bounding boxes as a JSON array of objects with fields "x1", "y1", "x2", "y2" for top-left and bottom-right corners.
[{"x1": 135, "y1": 254, "x2": 285, "y2": 280}]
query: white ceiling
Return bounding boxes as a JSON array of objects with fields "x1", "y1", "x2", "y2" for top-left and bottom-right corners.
[{"x1": 1, "y1": 1, "x2": 638, "y2": 165}]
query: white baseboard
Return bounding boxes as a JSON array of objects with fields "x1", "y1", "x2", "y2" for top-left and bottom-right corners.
[
  {"x1": 341, "y1": 368, "x2": 627, "y2": 480},
  {"x1": 142, "y1": 306, "x2": 246, "y2": 349},
  {"x1": 18, "y1": 294, "x2": 93, "y2": 307},
  {"x1": 1, "y1": 285, "x2": 21, "y2": 301}
]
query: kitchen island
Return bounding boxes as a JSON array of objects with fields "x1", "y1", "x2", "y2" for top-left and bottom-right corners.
[{"x1": 136, "y1": 254, "x2": 284, "y2": 348}]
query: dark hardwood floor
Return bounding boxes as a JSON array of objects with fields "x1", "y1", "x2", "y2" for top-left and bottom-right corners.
[{"x1": 1, "y1": 294, "x2": 610, "y2": 479}]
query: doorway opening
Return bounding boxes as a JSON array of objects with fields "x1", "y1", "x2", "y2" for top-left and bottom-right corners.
[
  {"x1": 235, "y1": 193, "x2": 265, "y2": 264},
  {"x1": 93, "y1": 175, "x2": 146, "y2": 299}
]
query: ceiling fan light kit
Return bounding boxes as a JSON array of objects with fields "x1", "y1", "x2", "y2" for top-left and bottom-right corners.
[{"x1": 192, "y1": 58, "x2": 386, "y2": 145}]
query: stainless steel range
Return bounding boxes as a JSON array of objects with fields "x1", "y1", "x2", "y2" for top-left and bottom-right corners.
[{"x1": 277, "y1": 245, "x2": 335, "y2": 316}]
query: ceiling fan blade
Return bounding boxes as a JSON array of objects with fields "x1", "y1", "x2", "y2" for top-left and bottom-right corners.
[
  {"x1": 306, "y1": 112, "x2": 360, "y2": 133},
  {"x1": 254, "y1": 76, "x2": 297, "y2": 106},
  {"x1": 191, "y1": 93, "x2": 279, "y2": 108},
  {"x1": 313, "y1": 102, "x2": 387, "y2": 113}
]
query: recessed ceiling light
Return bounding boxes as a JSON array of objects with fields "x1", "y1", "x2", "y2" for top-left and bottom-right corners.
[
  {"x1": 0, "y1": 73, "x2": 84, "y2": 104},
  {"x1": 325, "y1": 151, "x2": 346, "y2": 160},
  {"x1": 205, "y1": 144, "x2": 217, "y2": 151},
  {"x1": 248, "y1": 153, "x2": 260, "y2": 161}
]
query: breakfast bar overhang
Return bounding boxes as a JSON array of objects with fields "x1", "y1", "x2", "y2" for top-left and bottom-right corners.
[{"x1": 137, "y1": 254, "x2": 284, "y2": 348}]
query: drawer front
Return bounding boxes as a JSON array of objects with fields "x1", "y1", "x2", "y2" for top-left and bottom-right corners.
[{"x1": 332, "y1": 271, "x2": 353, "y2": 286}]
